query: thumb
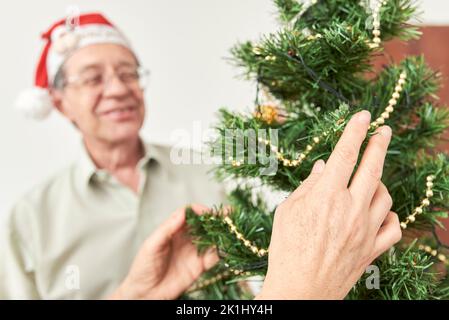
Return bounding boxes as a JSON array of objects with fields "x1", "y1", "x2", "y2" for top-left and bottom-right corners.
[
  {"x1": 202, "y1": 247, "x2": 220, "y2": 270},
  {"x1": 146, "y1": 208, "x2": 186, "y2": 250}
]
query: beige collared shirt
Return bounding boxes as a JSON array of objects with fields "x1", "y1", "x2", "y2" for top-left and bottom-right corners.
[{"x1": 0, "y1": 142, "x2": 225, "y2": 299}]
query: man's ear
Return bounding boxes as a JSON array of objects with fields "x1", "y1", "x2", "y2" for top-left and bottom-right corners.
[
  {"x1": 49, "y1": 88, "x2": 79, "y2": 128},
  {"x1": 49, "y1": 88, "x2": 64, "y2": 114},
  {"x1": 49, "y1": 88, "x2": 75, "y2": 122},
  {"x1": 50, "y1": 88, "x2": 64, "y2": 114}
]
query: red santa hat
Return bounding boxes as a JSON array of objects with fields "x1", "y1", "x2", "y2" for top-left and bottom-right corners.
[{"x1": 15, "y1": 12, "x2": 133, "y2": 120}]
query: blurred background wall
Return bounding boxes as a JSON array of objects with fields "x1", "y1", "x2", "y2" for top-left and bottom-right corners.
[{"x1": 0, "y1": 1, "x2": 448, "y2": 232}]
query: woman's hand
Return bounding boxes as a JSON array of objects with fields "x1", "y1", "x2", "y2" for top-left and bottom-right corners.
[
  {"x1": 110, "y1": 204, "x2": 218, "y2": 299},
  {"x1": 257, "y1": 110, "x2": 401, "y2": 300}
]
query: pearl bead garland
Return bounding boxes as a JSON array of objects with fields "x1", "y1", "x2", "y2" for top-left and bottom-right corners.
[
  {"x1": 400, "y1": 175, "x2": 435, "y2": 229},
  {"x1": 241, "y1": 71, "x2": 407, "y2": 170},
  {"x1": 223, "y1": 216, "x2": 268, "y2": 257},
  {"x1": 368, "y1": 0, "x2": 388, "y2": 49},
  {"x1": 255, "y1": 130, "x2": 327, "y2": 168},
  {"x1": 186, "y1": 268, "x2": 253, "y2": 293},
  {"x1": 370, "y1": 71, "x2": 407, "y2": 129},
  {"x1": 418, "y1": 244, "x2": 448, "y2": 264}
]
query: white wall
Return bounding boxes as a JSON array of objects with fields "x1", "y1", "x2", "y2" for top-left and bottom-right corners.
[{"x1": 0, "y1": 0, "x2": 447, "y2": 217}]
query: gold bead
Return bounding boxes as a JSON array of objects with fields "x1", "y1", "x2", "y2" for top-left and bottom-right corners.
[
  {"x1": 306, "y1": 145, "x2": 313, "y2": 151},
  {"x1": 398, "y1": 78, "x2": 406, "y2": 85},
  {"x1": 438, "y1": 254, "x2": 447, "y2": 262},
  {"x1": 400, "y1": 72, "x2": 407, "y2": 79},
  {"x1": 395, "y1": 85, "x2": 403, "y2": 93},
  {"x1": 389, "y1": 98, "x2": 397, "y2": 106},
  {"x1": 415, "y1": 207, "x2": 423, "y2": 214},
  {"x1": 300, "y1": 153, "x2": 306, "y2": 159},
  {"x1": 425, "y1": 246, "x2": 432, "y2": 253},
  {"x1": 381, "y1": 112, "x2": 389, "y2": 119},
  {"x1": 431, "y1": 250, "x2": 438, "y2": 256},
  {"x1": 376, "y1": 117, "x2": 385, "y2": 125},
  {"x1": 426, "y1": 181, "x2": 434, "y2": 188},
  {"x1": 251, "y1": 247, "x2": 259, "y2": 254},
  {"x1": 313, "y1": 137, "x2": 320, "y2": 143},
  {"x1": 244, "y1": 240, "x2": 251, "y2": 247},
  {"x1": 373, "y1": 29, "x2": 381, "y2": 37},
  {"x1": 392, "y1": 92, "x2": 400, "y2": 99},
  {"x1": 427, "y1": 175, "x2": 435, "y2": 181},
  {"x1": 252, "y1": 47, "x2": 262, "y2": 55},
  {"x1": 236, "y1": 233, "x2": 244, "y2": 240},
  {"x1": 400, "y1": 222, "x2": 407, "y2": 229},
  {"x1": 373, "y1": 37, "x2": 381, "y2": 44},
  {"x1": 426, "y1": 190, "x2": 434, "y2": 197},
  {"x1": 422, "y1": 199, "x2": 430, "y2": 207},
  {"x1": 408, "y1": 215, "x2": 416, "y2": 223},
  {"x1": 386, "y1": 106, "x2": 394, "y2": 113},
  {"x1": 373, "y1": 21, "x2": 380, "y2": 28}
]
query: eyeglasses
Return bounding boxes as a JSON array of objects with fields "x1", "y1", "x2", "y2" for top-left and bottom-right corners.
[{"x1": 63, "y1": 66, "x2": 150, "y2": 92}]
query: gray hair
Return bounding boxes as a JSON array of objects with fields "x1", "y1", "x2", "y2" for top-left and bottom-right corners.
[{"x1": 52, "y1": 66, "x2": 66, "y2": 90}]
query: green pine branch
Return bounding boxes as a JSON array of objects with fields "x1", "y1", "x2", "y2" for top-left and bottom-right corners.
[{"x1": 185, "y1": 0, "x2": 449, "y2": 300}]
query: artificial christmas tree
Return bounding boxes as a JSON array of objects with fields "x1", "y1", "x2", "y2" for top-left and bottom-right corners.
[{"x1": 184, "y1": 0, "x2": 449, "y2": 300}]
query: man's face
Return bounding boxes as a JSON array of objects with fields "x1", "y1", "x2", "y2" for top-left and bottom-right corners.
[{"x1": 53, "y1": 44, "x2": 146, "y2": 144}]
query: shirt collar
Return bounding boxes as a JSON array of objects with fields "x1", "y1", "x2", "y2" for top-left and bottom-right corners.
[{"x1": 78, "y1": 139, "x2": 159, "y2": 186}]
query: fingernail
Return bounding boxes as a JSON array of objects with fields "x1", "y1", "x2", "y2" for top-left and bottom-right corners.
[
  {"x1": 312, "y1": 159, "x2": 325, "y2": 173},
  {"x1": 357, "y1": 110, "x2": 371, "y2": 124},
  {"x1": 380, "y1": 126, "x2": 392, "y2": 138}
]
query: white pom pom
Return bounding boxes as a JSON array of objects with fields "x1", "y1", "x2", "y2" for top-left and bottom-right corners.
[{"x1": 15, "y1": 87, "x2": 53, "y2": 120}]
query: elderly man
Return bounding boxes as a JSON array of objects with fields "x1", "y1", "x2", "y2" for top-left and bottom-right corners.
[
  {"x1": 2, "y1": 12, "x2": 402, "y2": 300},
  {"x1": 1, "y1": 13, "x2": 224, "y2": 299}
]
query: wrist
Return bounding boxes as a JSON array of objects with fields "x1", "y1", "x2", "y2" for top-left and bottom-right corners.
[
  {"x1": 257, "y1": 273, "x2": 313, "y2": 300},
  {"x1": 109, "y1": 278, "x2": 141, "y2": 300}
]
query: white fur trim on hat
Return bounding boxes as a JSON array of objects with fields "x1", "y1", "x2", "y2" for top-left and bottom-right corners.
[
  {"x1": 15, "y1": 87, "x2": 54, "y2": 120},
  {"x1": 47, "y1": 24, "x2": 132, "y2": 84}
]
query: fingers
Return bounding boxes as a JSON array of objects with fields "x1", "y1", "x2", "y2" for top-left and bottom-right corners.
[
  {"x1": 202, "y1": 247, "x2": 220, "y2": 270},
  {"x1": 145, "y1": 207, "x2": 186, "y2": 252},
  {"x1": 372, "y1": 211, "x2": 402, "y2": 259},
  {"x1": 349, "y1": 126, "x2": 392, "y2": 206},
  {"x1": 190, "y1": 203, "x2": 211, "y2": 216},
  {"x1": 368, "y1": 182, "x2": 393, "y2": 233},
  {"x1": 323, "y1": 111, "x2": 371, "y2": 189},
  {"x1": 291, "y1": 159, "x2": 326, "y2": 199},
  {"x1": 146, "y1": 204, "x2": 210, "y2": 249}
]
